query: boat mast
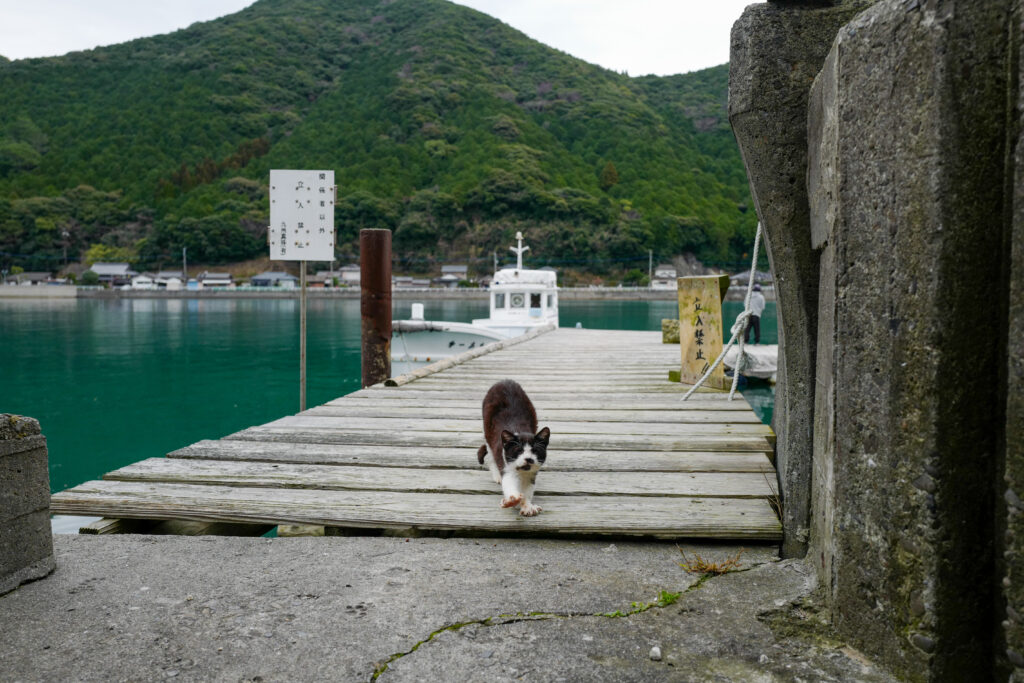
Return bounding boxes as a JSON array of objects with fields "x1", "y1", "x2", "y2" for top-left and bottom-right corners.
[{"x1": 510, "y1": 231, "x2": 530, "y2": 270}]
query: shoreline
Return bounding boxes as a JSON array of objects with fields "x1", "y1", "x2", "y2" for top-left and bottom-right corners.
[{"x1": 0, "y1": 285, "x2": 775, "y2": 302}]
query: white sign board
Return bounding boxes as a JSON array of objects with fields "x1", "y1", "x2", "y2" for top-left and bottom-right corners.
[{"x1": 269, "y1": 169, "x2": 335, "y2": 261}]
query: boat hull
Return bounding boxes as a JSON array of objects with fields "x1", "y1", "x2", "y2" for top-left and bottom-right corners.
[{"x1": 391, "y1": 320, "x2": 509, "y2": 374}]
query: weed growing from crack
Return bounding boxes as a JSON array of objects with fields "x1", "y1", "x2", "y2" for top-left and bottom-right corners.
[{"x1": 677, "y1": 547, "x2": 746, "y2": 576}]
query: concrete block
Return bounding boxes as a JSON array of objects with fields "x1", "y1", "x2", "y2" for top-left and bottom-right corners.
[
  {"x1": 0, "y1": 436, "x2": 50, "y2": 519},
  {"x1": 1, "y1": 414, "x2": 54, "y2": 595},
  {"x1": 812, "y1": 1, "x2": 1016, "y2": 678},
  {"x1": 729, "y1": 0, "x2": 870, "y2": 558}
]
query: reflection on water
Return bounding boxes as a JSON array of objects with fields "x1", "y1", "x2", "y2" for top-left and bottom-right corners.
[{"x1": 2, "y1": 297, "x2": 776, "y2": 494}]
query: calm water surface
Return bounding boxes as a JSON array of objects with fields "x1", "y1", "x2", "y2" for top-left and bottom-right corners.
[{"x1": 1, "y1": 297, "x2": 776, "y2": 493}]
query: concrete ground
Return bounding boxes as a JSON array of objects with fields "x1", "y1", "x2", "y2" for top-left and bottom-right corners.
[{"x1": 1, "y1": 535, "x2": 894, "y2": 682}]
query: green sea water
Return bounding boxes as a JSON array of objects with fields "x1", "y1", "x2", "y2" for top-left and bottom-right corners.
[{"x1": 0, "y1": 297, "x2": 776, "y2": 494}]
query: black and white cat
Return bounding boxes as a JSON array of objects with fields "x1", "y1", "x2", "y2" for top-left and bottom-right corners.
[{"x1": 476, "y1": 379, "x2": 550, "y2": 516}]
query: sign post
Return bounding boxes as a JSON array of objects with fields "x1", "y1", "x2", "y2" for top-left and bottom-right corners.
[
  {"x1": 269, "y1": 169, "x2": 336, "y2": 411},
  {"x1": 677, "y1": 274, "x2": 731, "y2": 390}
]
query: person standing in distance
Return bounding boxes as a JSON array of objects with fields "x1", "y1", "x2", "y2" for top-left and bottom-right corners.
[{"x1": 744, "y1": 283, "x2": 766, "y2": 344}]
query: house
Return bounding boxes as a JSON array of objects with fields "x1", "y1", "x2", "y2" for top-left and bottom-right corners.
[
  {"x1": 433, "y1": 274, "x2": 461, "y2": 289},
  {"x1": 393, "y1": 276, "x2": 431, "y2": 289},
  {"x1": 339, "y1": 264, "x2": 360, "y2": 285},
  {"x1": 198, "y1": 271, "x2": 233, "y2": 288},
  {"x1": 441, "y1": 264, "x2": 468, "y2": 281},
  {"x1": 12, "y1": 272, "x2": 52, "y2": 285},
  {"x1": 651, "y1": 264, "x2": 678, "y2": 291},
  {"x1": 130, "y1": 274, "x2": 157, "y2": 290},
  {"x1": 154, "y1": 271, "x2": 183, "y2": 290},
  {"x1": 89, "y1": 262, "x2": 135, "y2": 287},
  {"x1": 251, "y1": 271, "x2": 298, "y2": 288}
]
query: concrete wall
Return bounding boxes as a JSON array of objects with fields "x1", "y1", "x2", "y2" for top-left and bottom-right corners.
[
  {"x1": 729, "y1": 0, "x2": 872, "y2": 558},
  {"x1": 1001, "y1": 0, "x2": 1024, "y2": 676},
  {"x1": 0, "y1": 415, "x2": 55, "y2": 595},
  {"x1": 732, "y1": 0, "x2": 1021, "y2": 678},
  {"x1": 0, "y1": 285, "x2": 76, "y2": 298}
]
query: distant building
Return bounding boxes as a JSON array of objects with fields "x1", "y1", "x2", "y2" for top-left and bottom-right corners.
[
  {"x1": 154, "y1": 271, "x2": 183, "y2": 290},
  {"x1": 198, "y1": 271, "x2": 234, "y2": 288},
  {"x1": 89, "y1": 262, "x2": 136, "y2": 287},
  {"x1": 131, "y1": 274, "x2": 157, "y2": 290},
  {"x1": 336, "y1": 264, "x2": 360, "y2": 285},
  {"x1": 251, "y1": 271, "x2": 298, "y2": 288},
  {"x1": 434, "y1": 274, "x2": 461, "y2": 289},
  {"x1": 651, "y1": 264, "x2": 677, "y2": 290},
  {"x1": 11, "y1": 271, "x2": 52, "y2": 285},
  {"x1": 393, "y1": 276, "x2": 431, "y2": 289},
  {"x1": 441, "y1": 264, "x2": 468, "y2": 280}
]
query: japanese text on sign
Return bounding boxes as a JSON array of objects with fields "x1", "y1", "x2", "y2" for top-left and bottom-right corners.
[{"x1": 268, "y1": 170, "x2": 335, "y2": 261}]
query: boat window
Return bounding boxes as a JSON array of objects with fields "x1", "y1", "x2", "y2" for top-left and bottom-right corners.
[
  {"x1": 495, "y1": 293, "x2": 505, "y2": 308},
  {"x1": 510, "y1": 293, "x2": 525, "y2": 308},
  {"x1": 546, "y1": 294, "x2": 554, "y2": 308},
  {"x1": 530, "y1": 293, "x2": 541, "y2": 309}
]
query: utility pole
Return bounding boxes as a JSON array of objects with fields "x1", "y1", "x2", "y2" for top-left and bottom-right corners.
[
  {"x1": 493, "y1": 251, "x2": 498, "y2": 273},
  {"x1": 648, "y1": 250, "x2": 653, "y2": 288}
]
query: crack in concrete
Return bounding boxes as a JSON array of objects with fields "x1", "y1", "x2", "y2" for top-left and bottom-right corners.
[{"x1": 368, "y1": 563, "x2": 769, "y2": 681}]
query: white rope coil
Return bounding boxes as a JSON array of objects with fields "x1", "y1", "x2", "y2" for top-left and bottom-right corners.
[{"x1": 682, "y1": 221, "x2": 763, "y2": 402}]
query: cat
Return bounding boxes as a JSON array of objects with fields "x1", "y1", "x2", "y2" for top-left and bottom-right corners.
[{"x1": 476, "y1": 379, "x2": 550, "y2": 516}]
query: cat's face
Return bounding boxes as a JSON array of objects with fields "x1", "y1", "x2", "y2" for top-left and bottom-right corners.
[{"x1": 501, "y1": 427, "x2": 550, "y2": 472}]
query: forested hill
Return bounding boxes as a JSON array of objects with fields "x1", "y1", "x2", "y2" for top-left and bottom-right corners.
[{"x1": 0, "y1": 0, "x2": 756, "y2": 275}]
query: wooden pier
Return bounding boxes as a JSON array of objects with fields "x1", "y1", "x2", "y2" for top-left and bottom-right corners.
[{"x1": 52, "y1": 329, "x2": 781, "y2": 541}]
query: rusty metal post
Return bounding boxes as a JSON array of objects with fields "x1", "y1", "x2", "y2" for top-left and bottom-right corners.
[{"x1": 360, "y1": 229, "x2": 392, "y2": 387}]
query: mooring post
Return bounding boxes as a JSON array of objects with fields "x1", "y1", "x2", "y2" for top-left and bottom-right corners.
[{"x1": 360, "y1": 229, "x2": 392, "y2": 387}]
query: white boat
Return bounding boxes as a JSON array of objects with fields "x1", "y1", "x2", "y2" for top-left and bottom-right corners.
[
  {"x1": 723, "y1": 343, "x2": 778, "y2": 383},
  {"x1": 392, "y1": 232, "x2": 558, "y2": 373}
]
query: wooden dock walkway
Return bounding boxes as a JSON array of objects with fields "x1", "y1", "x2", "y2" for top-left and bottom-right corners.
[{"x1": 52, "y1": 329, "x2": 781, "y2": 541}]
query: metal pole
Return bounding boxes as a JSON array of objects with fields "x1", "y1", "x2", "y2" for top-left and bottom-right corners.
[
  {"x1": 182, "y1": 247, "x2": 187, "y2": 286},
  {"x1": 360, "y1": 229, "x2": 392, "y2": 388},
  {"x1": 299, "y1": 262, "x2": 307, "y2": 411},
  {"x1": 648, "y1": 250, "x2": 653, "y2": 288}
]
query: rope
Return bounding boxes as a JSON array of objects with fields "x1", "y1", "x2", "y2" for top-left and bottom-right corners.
[{"x1": 682, "y1": 222, "x2": 763, "y2": 402}]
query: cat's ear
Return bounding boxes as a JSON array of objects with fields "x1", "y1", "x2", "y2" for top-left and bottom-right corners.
[
  {"x1": 501, "y1": 430, "x2": 517, "y2": 446},
  {"x1": 536, "y1": 427, "x2": 550, "y2": 444}
]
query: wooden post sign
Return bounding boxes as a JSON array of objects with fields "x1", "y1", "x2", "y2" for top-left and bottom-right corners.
[
  {"x1": 677, "y1": 274, "x2": 731, "y2": 389},
  {"x1": 268, "y1": 169, "x2": 336, "y2": 412}
]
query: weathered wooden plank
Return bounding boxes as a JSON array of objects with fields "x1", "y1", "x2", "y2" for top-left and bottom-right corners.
[
  {"x1": 169, "y1": 440, "x2": 775, "y2": 473},
  {"x1": 105, "y1": 458, "x2": 777, "y2": 499},
  {"x1": 78, "y1": 518, "x2": 155, "y2": 535},
  {"x1": 224, "y1": 426, "x2": 774, "y2": 453},
  {"x1": 325, "y1": 395, "x2": 754, "y2": 411},
  {"x1": 263, "y1": 415, "x2": 775, "y2": 438},
  {"x1": 349, "y1": 388, "x2": 746, "y2": 403},
  {"x1": 302, "y1": 405, "x2": 763, "y2": 424},
  {"x1": 51, "y1": 481, "x2": 782, "y2": 540}
]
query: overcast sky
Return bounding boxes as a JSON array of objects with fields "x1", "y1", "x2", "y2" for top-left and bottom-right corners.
[{"x1": 0, "y1": 0, "x2": 756, "y2": 76}]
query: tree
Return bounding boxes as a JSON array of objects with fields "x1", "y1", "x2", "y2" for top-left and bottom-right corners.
[{"x1": 599, "y1": 161, "x2": 619, "y2": 192}]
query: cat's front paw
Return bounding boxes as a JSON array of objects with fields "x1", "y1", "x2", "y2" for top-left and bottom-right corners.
[
  {"x1": 519, "y1": 503, "x2": 542, "y2": 517},
  {"x1": 501, "y1": 494, "x2": 522, "y2": 508}
]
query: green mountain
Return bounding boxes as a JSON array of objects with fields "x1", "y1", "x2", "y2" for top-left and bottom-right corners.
[{"x1": 0, "y1": 0, "x2": 756, "y2": 276}]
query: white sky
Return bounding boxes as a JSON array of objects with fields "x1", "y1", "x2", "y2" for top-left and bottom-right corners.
[{"x1": 0, "y1": 0, "x2": 757, "y2": 76}]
